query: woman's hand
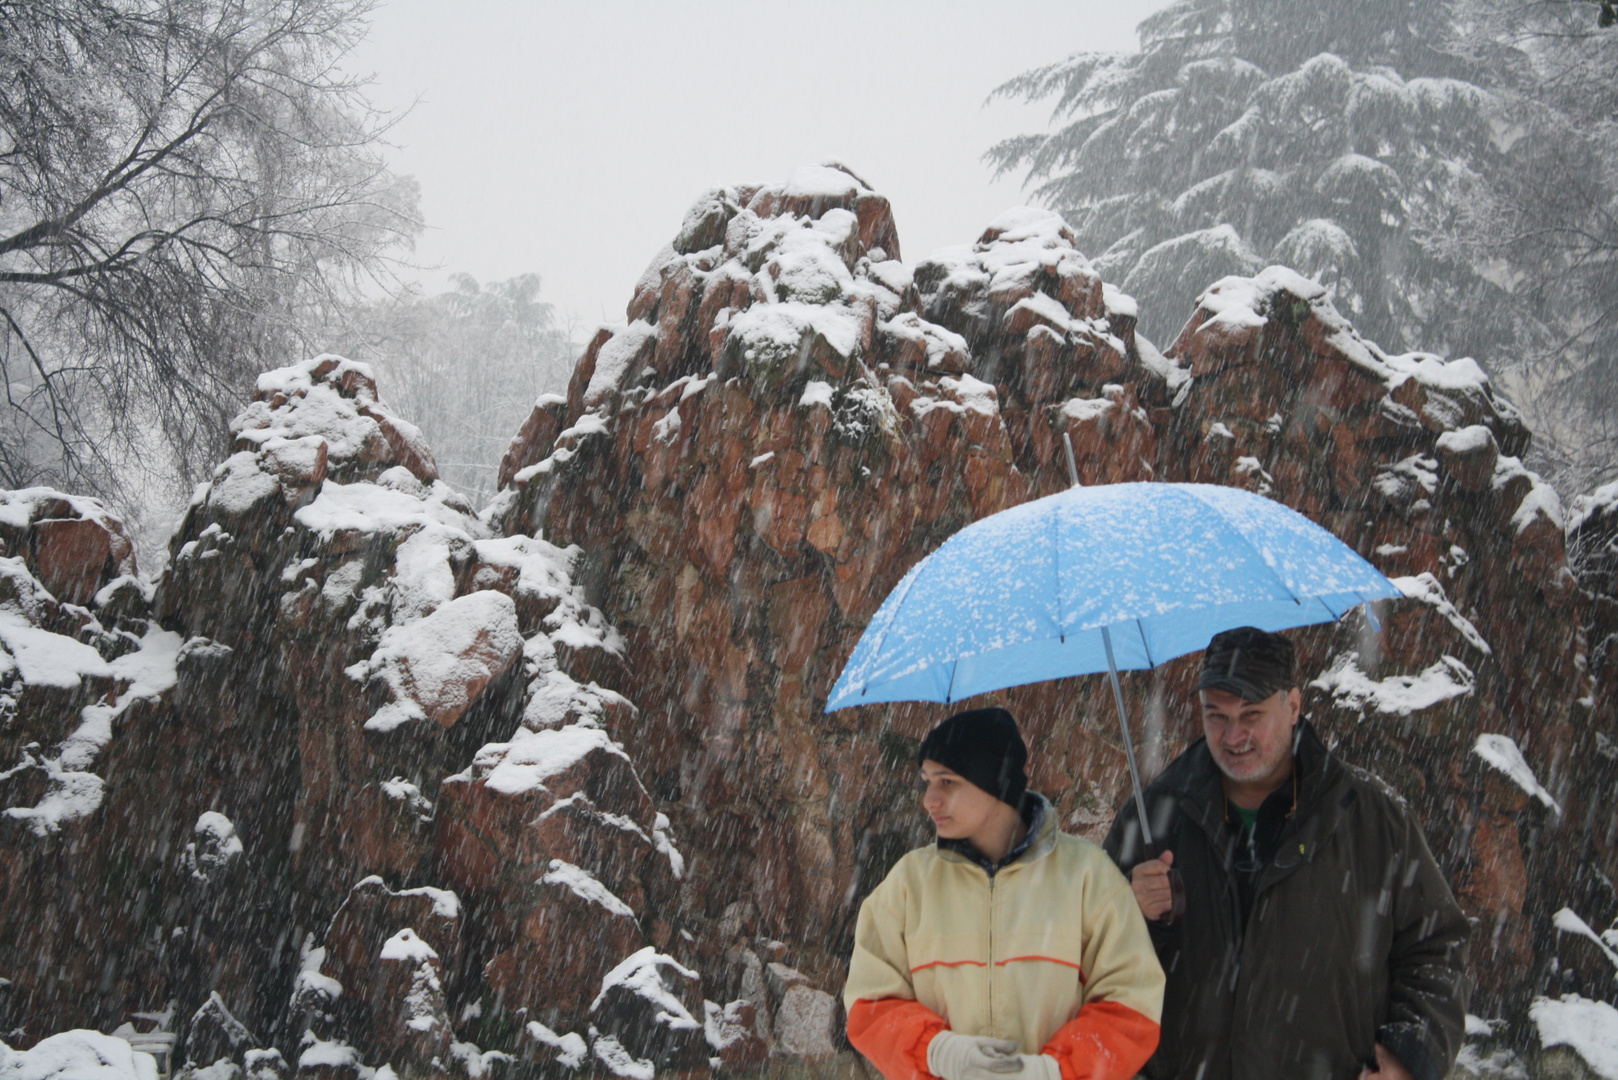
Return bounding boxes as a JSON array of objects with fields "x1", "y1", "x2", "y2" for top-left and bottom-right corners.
[
  {"x1": 927, "y1": 1031, "x2": 1023, "y2": 1080},
  {"x1": 1015, "y1": 1054, "x2": 1061, "y2": 1080}
]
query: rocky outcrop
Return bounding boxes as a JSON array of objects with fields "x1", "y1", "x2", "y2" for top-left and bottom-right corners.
[
  {"x1": 498, "y1": 165, "x2": 1611, "y2": 1040},
  {"x1": 0, "y1": 489, "x2": 180, "y2": 1033},
  {"x1": 2, "y1": 358, "x2": 702, "y2": 1079},
  {"x1": 3, "y1": 164, "x2": 1616, "y2": 1077}
]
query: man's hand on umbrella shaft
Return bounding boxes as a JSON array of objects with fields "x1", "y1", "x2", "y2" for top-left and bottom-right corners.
[{"x1": 1130, "y1": 850, "x2": 1176, "y2": 920}]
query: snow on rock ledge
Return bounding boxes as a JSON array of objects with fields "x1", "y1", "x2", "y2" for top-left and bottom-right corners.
[
  {"x1": 1474, "y1": 735, "x2": 1561, "y2": 815},
  {"x1": 588, "y1": 948, "x2": 708, "y2": 1074},
  {"x1": 1310, "y1": 652, "x2": 1475, "y2": 718},
  {"x1": 358, "y1": 591, "x2": 522, "y2": 731},
  {"x1": 1531, "y1": 995, "x2": 1618, "y2": 1080},
  {"x1": 235, "y1": 354, "x2": 437, "y2": 485},
  {"x1": 0, "y1": 1032, "x2": 158, "y2": 1080},
  {"x1": 0, "y1": 491, "x2": 178, "y2": 837}
]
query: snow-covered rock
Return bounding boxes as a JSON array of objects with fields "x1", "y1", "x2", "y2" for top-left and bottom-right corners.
[
  {"x1": 5, "y1": 163, "x2": 1610, "y2": 1073},
  {"x1": 1474, "y1": 735, "x2": 1561, "y2": 815},
  {"x1": 1531, "y1": 995, "x2": 1618, "y2": 1080},
  {"x1": 588, "y1": 949, "x2": 707, "y2": 1072},
  {"x1": 0, "y1": 492, "x2": 175, "y2": 838},
  {"x1": 772, "y1": 986, "x2": 841, "y2": 1060},
  {"x1": 0, "y1": 1032, "x2": 159, "y2": 1080}
]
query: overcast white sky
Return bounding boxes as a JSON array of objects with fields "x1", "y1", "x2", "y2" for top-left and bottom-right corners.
[{"x1": 351, "y1": 1, "x2": 1173, "y2": 330}]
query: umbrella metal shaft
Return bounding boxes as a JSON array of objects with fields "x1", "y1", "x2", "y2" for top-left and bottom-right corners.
[
  {"x1": 1062, "y1": 432, "x2": 1080, "y2": 488},
  {"x1": 1101, "y1": 625, "x2": 1156, "y2": 851}
]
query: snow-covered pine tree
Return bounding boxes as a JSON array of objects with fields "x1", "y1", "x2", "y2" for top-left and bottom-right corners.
[
  {"x1": 1447, "y1": 1, "x2": 1618, "y2": 486},
  {"x1": 988, "y1": 0, "x2": 1616, "y2": 482}
]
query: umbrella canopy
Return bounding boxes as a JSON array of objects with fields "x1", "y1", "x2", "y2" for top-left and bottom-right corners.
[{"x1": 826, "y1": 482, "x2": 1401, "y2": 710}]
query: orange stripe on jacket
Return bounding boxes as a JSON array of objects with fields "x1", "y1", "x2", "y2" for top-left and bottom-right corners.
[
  {"x1": 909, "y1": 959, "x2": 989, "y2": 974},
  {"x1": 995, "y1": 955, "x2": 1086, "y2": 980},
  {"x1": 1040, "y1": 999, "x2": 1160, "y2": 1080},
  {"x1": 847, "y1": 997, "x2": 946, "y2": 1080}
]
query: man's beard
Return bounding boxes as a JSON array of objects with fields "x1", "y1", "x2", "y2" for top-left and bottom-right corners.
[{"x1": 1212, "y1": 738, "x2": 1289, "y2": 783}]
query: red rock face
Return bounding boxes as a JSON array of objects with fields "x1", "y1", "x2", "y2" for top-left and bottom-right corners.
[
  {"x1": 3, "y1": 169, "x2": 1615, "y2": 1073},
  {"x1": 0, "y1": 490, "x2": 172, "y2": 1039},
  {"x1": 1, "y1": 357, "x2": 699, "y2": 1077},
  {"x1": 500, "y1": 180, "x2": 1613, "y2": 1028}
]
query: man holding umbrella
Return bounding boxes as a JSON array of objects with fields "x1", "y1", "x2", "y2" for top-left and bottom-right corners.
[
  {"x1": 1105, "y1": 627, "x2": 1470, "y2": 1080},
  {"x1": 825, "y1": 480, "x2": 1472, "y2": 1080}
]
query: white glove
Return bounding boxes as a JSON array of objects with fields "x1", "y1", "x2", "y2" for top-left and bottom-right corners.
[
  {"x1": 1017, "y1": 1054, "x2": 1061, "y2": 1080},
  {"x1": 927, "y1": 1031, "x2": 1023, "y2": 1080}
]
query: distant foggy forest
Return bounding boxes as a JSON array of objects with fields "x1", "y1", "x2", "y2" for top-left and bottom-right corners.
[{"x1": 2, "y1": 0, "x2": 1615, "y2": 538}]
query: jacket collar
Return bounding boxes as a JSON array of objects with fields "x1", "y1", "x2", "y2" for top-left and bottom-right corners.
[{"x1": 936, "y1": 792, "x2": 1055, "y2": 875}]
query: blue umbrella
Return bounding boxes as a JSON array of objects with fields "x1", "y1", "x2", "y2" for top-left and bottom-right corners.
[{"x1": 826, "y1": 478, "x2": 1401, "y2": 874}]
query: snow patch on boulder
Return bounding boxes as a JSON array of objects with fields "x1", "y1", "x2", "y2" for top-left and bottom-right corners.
[
  {"x1": 1552, "y1": 908, "x2": 1618, "y2": 969},
  {"x1": 184, "y1": 811, "x2": 244, "y2": 883},
  {"x1": 1385, "y1": 352, "x2": 1492, "y2": 395},
  {"x1": 1569, "y1": 480, "x2": 1618, "y2": 537},
  {"x1": 524, "y1": 1023, "x2": 587, "y2": 1071},
  {"x1": 1311, "y1": 652, "x2": 1474, "y2": 716},
  {"x1": 590, "y1": 1033, "x2": 652, "y2": 1080},
  {"x1": 0, "y1": 1031, "x2": 158, "y2": 1080},
  {"x1": 783, "y1": 164, "x2": 865, "y2": 199},
  {"x1": 541, "y1": 859, "x2": 637, "y2": 919},
  {"x1": 729, "y1": 302, "x2": 861, "y2": 368},
  {"x1": 237, "y1": 355, "x2": 435, "y2": 479},
  {"x1": 1474, "y1": 735, "x2": 1561, "y2": 814},
  {"x1": 379, "y1": 928, "x2": 438, "y2": 964},
  {"x1": 591, "y1": 948, "x2": 702, "y2": 1029},
  {"x1": 1393, "y1": 573, "x2": 1491, "y2": 654},
  {"x1": 447, "y1": 1042, "x2": 511, "y2": 1080},
  {"x1": 293, "y1": 481, "x2": 473, "y2": 540},
  {"x1": 586, "y1": 323, "x2": 658, "y2": 408},
  {"x1": 1435, "y1": 424, "x2": 1495, "y2": 456},
  {"x1": 463, "y1": 723, "x2": 629, "y2": 796},
  {"x1": 294, "y1": 1039, "x2": 361, "y2": 1073},
  {"x1": 3, "y1": 620, "x2": 180, "y2": 835},
  {"x1": 1530, "y1": 995, "x2": 1618, "y2": 1080},
  {"x1": 360, "y1": 591, "x2": 522, "y2": 732}
]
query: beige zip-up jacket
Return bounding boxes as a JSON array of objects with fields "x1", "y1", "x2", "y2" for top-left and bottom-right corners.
[{"x1": 845, "y1": 796, "x2": 1164, "y2": 1080}]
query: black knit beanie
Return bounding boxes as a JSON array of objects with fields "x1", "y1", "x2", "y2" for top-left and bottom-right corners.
[{"x1": 917, "y1": 707, "x2": 1028, "y2": 809}]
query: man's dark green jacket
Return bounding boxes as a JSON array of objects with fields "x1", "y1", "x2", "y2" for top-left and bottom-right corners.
[{"x1": 1103, "y1": 722, "x2": 1469, "y2": 1080}]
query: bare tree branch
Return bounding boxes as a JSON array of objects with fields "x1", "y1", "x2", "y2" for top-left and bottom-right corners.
[{"x1": 0, "y1": 0, "x2": 421, "y2": 508}]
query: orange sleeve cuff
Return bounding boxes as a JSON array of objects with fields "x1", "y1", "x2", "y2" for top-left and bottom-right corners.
[
  {"x1": 1040, "y1": 1000, "x2": 1161, "y2": 1080},
  {"x1": 847, "y1": 997, "x2": 947, "y2": 1080}
]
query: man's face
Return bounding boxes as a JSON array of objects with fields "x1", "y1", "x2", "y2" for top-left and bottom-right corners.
[
  {"x1": 919, "y1": 760, "x2": 1000, "y2": 840},
  {"x1": 1200, "y1": 686, "x2": 1302, "y2": 788}
]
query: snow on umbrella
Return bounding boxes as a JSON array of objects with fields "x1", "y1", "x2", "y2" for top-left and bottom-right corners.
[
  {"x1": 827, "y1": 481, "x2": 1399, "y2": 709},
  {"x1": 826, "y1": 480, "x2": 1401, "y2": 916}
]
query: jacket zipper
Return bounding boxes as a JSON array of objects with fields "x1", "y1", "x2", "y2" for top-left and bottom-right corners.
[{"x1": 987, "y1": 872, "x2": 997, "y2": 1036}]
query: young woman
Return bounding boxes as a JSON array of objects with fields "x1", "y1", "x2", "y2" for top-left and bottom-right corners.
[{"x1": 845, "y1": 707, "x2": 1164, "y2": 1080}]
